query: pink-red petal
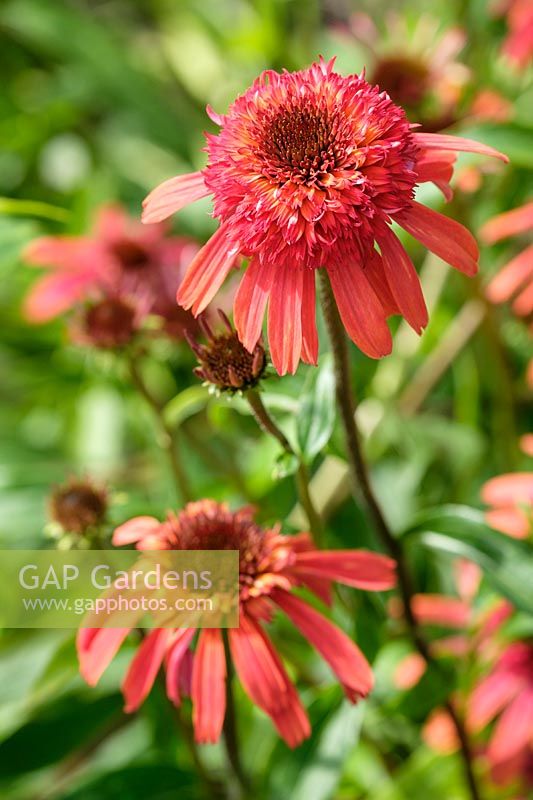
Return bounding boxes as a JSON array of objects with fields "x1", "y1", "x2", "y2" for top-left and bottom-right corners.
[
  {"x1": 480, "y1": 202, "x2": 533, "y2": 244},
  {"x1": 291, "y1": 550, "x2": 396, "y2": 591},
  {"x1": 229, "y1": 614, "x2": 310, "y2": 747},
  {"x1": 233, "y1": 257, "x2": 275, "y2": 352},
  {"x1": 487, "y1": 687, "x2": 533, "y2": 765},
  {"x1": 481, "y1": 472, "x2": 533, "y2": 507},
  {"x1": 413, "y1": 133, "x2": 508, "y2": 163},
  {"x1": 411, "y1": 594, "x2": 471, "y2": 628},
  {"x1": 326, "y1": 262, "x2": 392, "y2": 358},
  {"x1": 122, "y1": 628, "x2": 172, "y2": 712},
  {"x1": 301, "y1": 268, "x2": 319, "y2": 365},
  {"x1": 24, "y1": 271, "x2": 97, "y2": 323},
  {"x1": 165, "y1": 628, "x2": 196, "y2": 706},
  {"x1": 397, "y1": 201, "x2": 479, "y2": 276},
  {"x1": 112, "y1": 516, "x2": 162, "y2": 547},
  {"x1": 467, "y1": 669, "x2": 524, "y2": 733},
  {"x1": 486, "y1": 245, "x2": 533, "y2": 305},
  {"x1": 142, "y1": 172, "x2": 210, "y2": 224},
  {"x1": 77, "y1": 627, "x2": 131, "y2": 687},
  {"x1": 177, "y1": 223, "x2": 239, "y2": 316},
  {"x1": 267, "y1": 264, "x2": 304, "y2": 375},
  {"x1": 271, "y1": 588, "x2": 373, "y2": 701},
  {"x1": 376, "y1": 224, "x2": 428, "y2": 334},
  {"x1": 191, "y1": 628, "x2": 226, "y2": 744}
]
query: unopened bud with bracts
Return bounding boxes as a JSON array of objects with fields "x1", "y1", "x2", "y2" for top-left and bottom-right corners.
[
  {"x1": 49, "y1": 477, "x2": 108, "y2": 536},
  {"x1": 186, "y1": 310, "x2": 266, "y2": 393}
]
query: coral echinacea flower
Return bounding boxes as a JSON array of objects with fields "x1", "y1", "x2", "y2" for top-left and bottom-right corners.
[
  {"x1": 77, "y1": 500, "x2": 396, "y2": 747},
  {"x1": 143, "y1": 58, "x2": 507, "y2": 375}
]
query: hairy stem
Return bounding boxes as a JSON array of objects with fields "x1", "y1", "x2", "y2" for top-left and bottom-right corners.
[
  {"x1": 246, "y1": 388, "x2": 324, "y2": 544},
  {"x1": 129, "y1": 357, "x2": 192, "y2": 503},
  {"x1": 319, "y1": 270, "x2": 482, "y2": 800}
]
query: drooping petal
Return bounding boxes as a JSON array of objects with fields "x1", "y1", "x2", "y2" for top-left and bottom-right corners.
[
  {"x1": 327, "y1": 262, "x2": 392, "y2": 358},
  {"x1": 93, "y1": 205, "x2": 130, "y2": 242},
  {"x1": 394, "y1": 652, "x2": 427, "y2": 689},
  {"x1": 77, "y1": 627, "x2": 131, "y2": 686},
  {"x1": 191, "y1": 628, "x2": 226, "y2": 744},
  {"x1": 165, "y1": 628, "x2": 196, "y2": 706},
  {"x1": 233, "y1": 257, "x2": 275, "y2": 352},
  {"x1": 177, "y1": 223, "x2": 239, "y2": 316},
  {"x1": 142, "y1": 172, "x2": 210, "y2": 224},
  {"x1": 301, "y1": 268, "x2": 318, "y2": 365},
  {"x1": 24, "y1": 271, "x2": 97, "y2": 323},
  {"x1": 423, "y1": 708, "x2": 459, "y2": 754},
  {"x1": 291, "y1": 550, "x2": 396, "y2": 591},
  {"x1": 411, "y1": 594, "x2": 471, "y2": 627},
  {"x1": 112, "y1": 516, "x2": 161, "y2": 547},
  {"x1": 376, "y1": 224, "x2": 428, "y2": 334},
  {"x1": 397, "y1": 201, "x2": 478, "y2": 276},
  {"x1": 267, "y1": 264, "x2": 304, "y2": 375},
  {"x1": 481, "y1": 472, "x2": 533, "y2": 507},
  {"x1": 23, "y1": 238, "x2": 93, "y2": 270},
  {"x1": 122, "y1": 628, "x2": 172, "y2": 712},
  {"x1": 485, "y1": 508, "x2": 530, "y2": 539},
  {"x1": 363, "y1": 249, "x2": 400, "y2": 317},
  {"x1": 229, "y1": 614, "x2": 310, "y2": 747},
  {"x1": 513, "y1": 276, "x2": 533, "y2": 316},
  {"x1": 413, "y1": 133, "x2": 509, "y2": 163},
  {"x1": 271, "y1": 589, "x2": 373, "y2": 701},
  {"x1": 467, "y1": 670, "x2": 524, "y2": 732},
  {"x1": 415, "y1": 150, "x2": 456, "y2": 183},
  {"x1": 454, "y1": 559, "x2": 482, "y2": 603},
  {"x1": 487, "y1": 688, "x2": 533, "y2": 765},
  {"x1": 486, "y1": 246, "x2": 533, "y2": 305},
  {"x1": 480, "y1": 202, "x2": 533, "y2": 244}
]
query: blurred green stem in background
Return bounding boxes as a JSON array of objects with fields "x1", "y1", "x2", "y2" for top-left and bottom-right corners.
[
  {"x1": 128, "y1": 356, "x2": 192, "y2": 504},
  {"x1": 319, "y1": 270, "x2": 483, "y2": 800},
  {"x1": 0, "y1": 197, "x2": 70, "y2": 223},
  {"x1": 246, "y1": 388, "x2": 324, "y2": 544}
]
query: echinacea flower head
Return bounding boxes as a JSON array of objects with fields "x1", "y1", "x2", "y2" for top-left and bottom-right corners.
[
  {"x1": 143, "y1": 58, "x2": 507, "y2": 375},
  {"x1": 346, "y1": 12, "x2": 470, "y2": 131},
  {"x1": 49, "y1": 477, "x2": 107, "y2": 536},
  {"x1": 467, "y1": 641, "x2": 533, "y2": 788},
  {"x1": 391, "y1": 560, "x2": 512, "y2": 692},
  {"x1": 187, "y1": 311, "x2": 266, "y2": 393},
  {"x1": 23, "y1": 204, "x2": 200, "y2": 345},
  {"x1": 77, "y1": 500, "x2": 396, "y2": 747}
]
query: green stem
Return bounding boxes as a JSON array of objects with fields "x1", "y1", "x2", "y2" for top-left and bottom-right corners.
[
  {"x1": 170, "y1": 703, "x2": 225, "y2": 798},
  {"x1": 128, "y1": 357, "x2": 192, "y2": 504},
  {"x1": 319, "y1": 270, "x2": 482, "y2": 800},
  {"x1": 246, "y1": 389, "x2": 324, "y2": 544}
]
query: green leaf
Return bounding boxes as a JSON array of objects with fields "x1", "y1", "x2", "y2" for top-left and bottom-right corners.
[
  {"x1": 297, "y1": 355, "x2": 335, "y2": 461},
  {"x1": 273, "y1": 451, "x2": 299, "y2": 479},
  {"x1": 403, "y1": 505, "x2": 533, "y2": 614},
  {"x1": 0, "y1": 197, "x2": 70, "y2": 223},
  {"x1": 163, "y1": 385, "x2": 209, "y2": 429},
  {"x1": 290, "y1": 701, "x2": 364, "y2": 800},
  {"x1": 0, "y1": 692, "x2": 124, "y2": 779},
  {"x1": 58, "y1": 765, "x2": 197, "y2": 800}
]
